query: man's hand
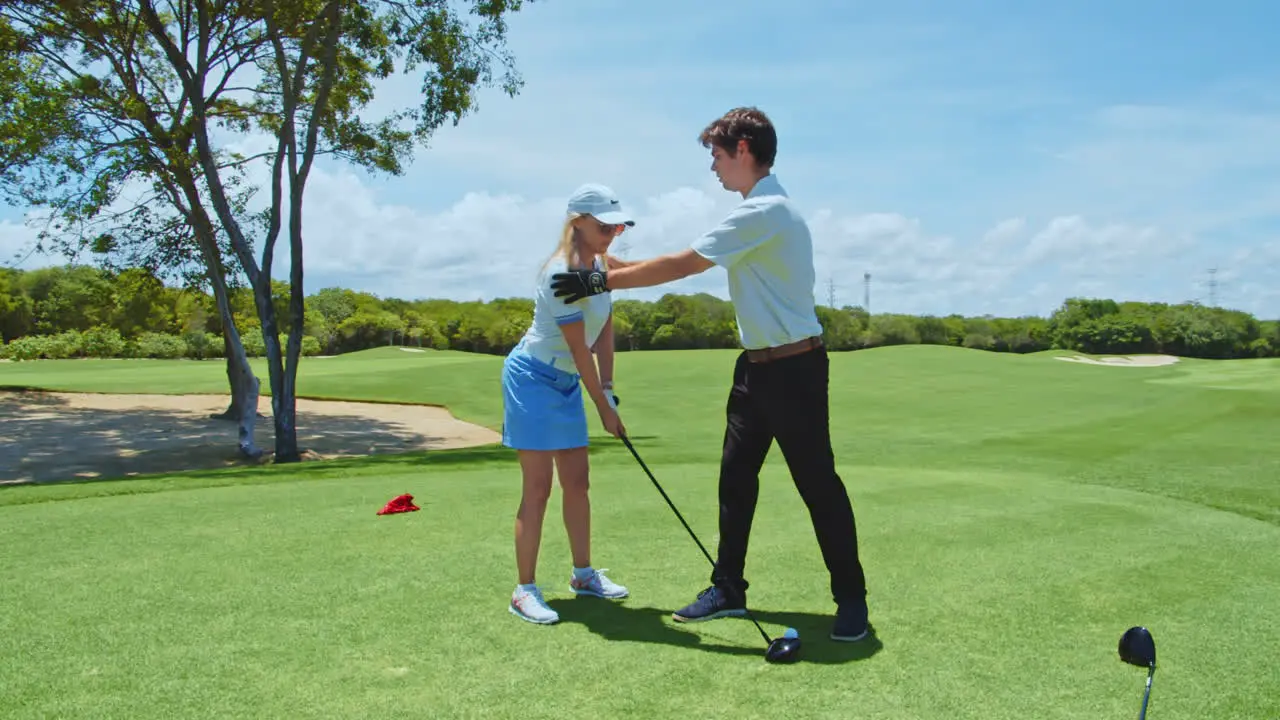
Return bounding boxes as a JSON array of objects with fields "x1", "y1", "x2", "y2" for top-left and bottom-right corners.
[{"x1": 551, "y1": 269, "x2": 608, "y2": 303}]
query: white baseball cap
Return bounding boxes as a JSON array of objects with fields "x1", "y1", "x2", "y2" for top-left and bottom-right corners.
[{"x1": 566, "y1": 183, "x2": 636, "y2": 226}]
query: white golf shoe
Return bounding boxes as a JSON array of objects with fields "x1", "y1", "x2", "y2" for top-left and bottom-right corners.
[
  {"x1": 510, "y1": 585, "x2": 559, "y2": 624},
  {"x1": 569, "y1": 568, "x2": 629, "y2": 599}
]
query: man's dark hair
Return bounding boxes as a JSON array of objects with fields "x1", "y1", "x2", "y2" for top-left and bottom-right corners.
[{"x1": 698, "y1": 106, "x2": 777, "y2": 169}]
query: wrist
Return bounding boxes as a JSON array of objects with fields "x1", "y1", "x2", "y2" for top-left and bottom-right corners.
[{"x1": 597, "y1": 267, "x2": 616, "y2": 292}]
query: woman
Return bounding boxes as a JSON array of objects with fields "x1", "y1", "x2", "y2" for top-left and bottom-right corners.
[{"x1": 501, "y1": 183, "x2": 635, "y2": 625}]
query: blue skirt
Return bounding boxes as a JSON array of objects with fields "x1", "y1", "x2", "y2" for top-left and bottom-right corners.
[{"x1": 501, "y1": 347, "x2": 588, "y2": 451}]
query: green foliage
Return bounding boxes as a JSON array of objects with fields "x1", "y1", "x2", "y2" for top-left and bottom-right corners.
[
  {"x1": 181, "y1": 330, "x2": 224, "y2": 360},
  {"x1": 80, "y1": 326, "x2": 128, "y2": 357},
  {"x1": 1, "y1": 265, "x2": 1276, "y2": 362},
  {"x1": 1047, "y1": 297, "x2": 1270, "y2": 359},
  {"x1": 132, "y1": 331, "x2": 188, "y2": 359},
  {"x1": 0, "y1": 325, "x2": 215, "y2": 360}
]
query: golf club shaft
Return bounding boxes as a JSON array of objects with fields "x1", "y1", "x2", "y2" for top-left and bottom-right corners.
[
  {"x1": 620, "y1": 435, "x2": 715, "y2": 566},
  {"x1": 620, "y1": 434, "x2": 775, "y2": 646},
  {"x1": 1139, "y1": 666, "x2": 1154, "y2": 720}
]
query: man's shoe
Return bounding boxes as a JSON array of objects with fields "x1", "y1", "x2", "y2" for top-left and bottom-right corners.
[
  {"x1": 672, "y1": 585, "x2": 747, "y2": 623},
  {"x1": 830, "y1": 601, "x2": 870, "y2": 642}
]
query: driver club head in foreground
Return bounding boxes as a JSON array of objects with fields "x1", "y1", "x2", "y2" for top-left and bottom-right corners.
[
  {"x1": 765, "y1": 634, "x2": 802, "y2": 664},
  {"x1": 1119, "y1": 626, "x2": 1158, "y2": 719},
  {"x1": 1119, "y1": 626, "x2": 1157, "y2": 668}
]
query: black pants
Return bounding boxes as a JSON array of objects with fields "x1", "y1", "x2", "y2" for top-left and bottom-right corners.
[{"x1": 710, "y1": 345, "x2": 868, "y2": 607}]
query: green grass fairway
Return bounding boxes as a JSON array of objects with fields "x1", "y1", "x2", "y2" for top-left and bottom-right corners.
[{"x1": 2, "y1": 346, "x2": 1278, "y2": 719}]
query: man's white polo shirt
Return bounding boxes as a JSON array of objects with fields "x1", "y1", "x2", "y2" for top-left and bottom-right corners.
[{"x1": 690, "y1": 174, "x2": 824, "y2": 350}]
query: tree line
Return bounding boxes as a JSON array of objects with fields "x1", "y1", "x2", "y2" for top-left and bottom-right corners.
[{"x1": 3, "y1": 264, "x2": 1277, "y2": 361}]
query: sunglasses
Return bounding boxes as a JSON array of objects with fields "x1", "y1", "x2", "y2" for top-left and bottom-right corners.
[{"x1": 595, "y1": 220, "x2": 625, "y2": 235}]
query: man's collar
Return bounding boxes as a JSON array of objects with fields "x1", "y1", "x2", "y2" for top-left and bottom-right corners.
[{"x1": 746, "y1": 173, "x2": 783, "y2": 199}]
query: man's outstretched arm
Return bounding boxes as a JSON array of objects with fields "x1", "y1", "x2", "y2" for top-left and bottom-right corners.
[
  {"x1": 607, "y1": 249, "x2": 714, "y2": 290},
  {"x1": 551, "y1": 248, "x2": 715, "y2": 302}
]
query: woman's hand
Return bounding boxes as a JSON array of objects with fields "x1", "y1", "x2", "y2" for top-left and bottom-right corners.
[{"x1": 598, "y1": 404, "x2": 626, "y2": 438}]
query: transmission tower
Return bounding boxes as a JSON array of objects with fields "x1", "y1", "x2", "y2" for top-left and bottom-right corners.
[
  {"x1": 864, "y1": 273, "x2": 872, "y2": 315},
  {"x1": 1207, "y1": 268, "x2": 1218, "y2": 307},
  {"x1": 827, "y1": 276, "x2": 837, "y2": 308}
]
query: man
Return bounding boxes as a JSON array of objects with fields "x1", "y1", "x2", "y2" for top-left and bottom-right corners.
[{"x1": 550, "y1": 107, "x2": 871, "y2": 642}]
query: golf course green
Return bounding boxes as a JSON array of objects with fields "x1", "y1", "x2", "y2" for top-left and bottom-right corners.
[{"x1": 2, "y1": 345, "x2": 1277, "y2": 719}]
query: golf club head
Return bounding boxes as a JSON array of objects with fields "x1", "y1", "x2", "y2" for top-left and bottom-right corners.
[
  {"x1": 1119, "y1": 626, "x2": 1156, "y2": 668},
  {"x1": 765, "y1": 636, "x2": 802, "y2": 664}
]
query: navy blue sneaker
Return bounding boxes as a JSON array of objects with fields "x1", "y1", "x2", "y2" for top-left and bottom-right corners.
[
  {"x1": 830, "y1": 601, "x2": 870, "y2": 642},
  {"x1": 672, "y1": 585, "x2": 747, "y2": 623}
]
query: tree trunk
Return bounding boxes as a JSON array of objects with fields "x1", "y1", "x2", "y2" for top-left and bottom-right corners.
[
  {"x1": 256, "y1": 276, "x2": 298, "y2": 462},
  {"x1": 274, "y1": 136, "x2": 311, "y2": 464},
  {"x1": 222, "y1": 322, "x2": 263, "y2": 459},
  {"x1": 201, "y1": 240, "x2": 264, "y2": 459},
  {"x1": 153, "y1": 161, "x2": 265, "y2": 460},
  {"x1": 209, "y1": 338, "x2": 263, "y2": 423}
]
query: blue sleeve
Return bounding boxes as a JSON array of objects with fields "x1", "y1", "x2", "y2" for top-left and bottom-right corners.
[{"x1": 690, "y1": 200, "x2": 776, "y2": 268}]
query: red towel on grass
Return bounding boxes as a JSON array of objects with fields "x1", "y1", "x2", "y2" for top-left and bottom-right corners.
[{"x1": 377, "y1": 493, "x2": 420, "y2": 515}]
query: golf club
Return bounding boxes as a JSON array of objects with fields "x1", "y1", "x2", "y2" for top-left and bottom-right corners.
[
  {"x1": 619, "y1": 432, "x2": 802, "y2": 664},
  {"x1": 1118, "y1": 626, "x2": 1157, "y2": 719}
]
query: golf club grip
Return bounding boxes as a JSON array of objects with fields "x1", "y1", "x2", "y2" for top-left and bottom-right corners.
[{"x1": 621, "y1": 435, "x2": 716, "y2": 567}]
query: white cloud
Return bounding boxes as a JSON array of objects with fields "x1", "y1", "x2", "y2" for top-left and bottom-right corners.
[
  {"x1": 1022, "y1": 216, "x2": 1189, "y2": 270},
  {"x1": 244, "y1": 167, "x2": 1276, "y2": 319},
  {"x1": 7, "y1": 158, "x2": 1274, "y2": 319}
]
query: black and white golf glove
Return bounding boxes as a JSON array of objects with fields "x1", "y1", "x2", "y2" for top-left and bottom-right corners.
[{"x1": 551, "y1": 269, "x2": 608, "y2": 303}]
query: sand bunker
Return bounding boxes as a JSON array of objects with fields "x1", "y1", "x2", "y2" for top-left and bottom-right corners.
[
  {"x1": 1055, "y1": 354, "x2": 1181, "y2": 367},
  {"x1": 0, "y1": 390, "x2": 501, "y2": 485}
]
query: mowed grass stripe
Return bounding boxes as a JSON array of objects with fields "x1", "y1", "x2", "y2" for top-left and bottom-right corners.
[
  {"x1": 1, "y1": 346, "x2": 1277, "y2": 718},
  {"x1": 3, "y1": 462, "x2": 1274, "y2": 718}
]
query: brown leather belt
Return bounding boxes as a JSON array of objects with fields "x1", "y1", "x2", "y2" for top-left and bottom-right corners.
[{"x1": 746, "y1": 335, "x2": 824, "y2": 363}]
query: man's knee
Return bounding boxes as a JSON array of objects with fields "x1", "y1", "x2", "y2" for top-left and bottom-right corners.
[{"x1": 792, "y1": 466, "x2": 850, "y2": 506}]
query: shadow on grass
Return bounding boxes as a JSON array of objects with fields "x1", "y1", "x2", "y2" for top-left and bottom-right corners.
[
  {"x1": 258, "y1": 432, "x2": 669, "y2": 477},
  {"x1": 544, "y1": 598, "x2": 883, "y2": 665},
  {"x1": 0, "y1": 443, "x2": 525, "y2": 508},
  {"x1": 0, "y1": 384, "x2": 677, "y2": 504},
  {"x1": 0, "y1": 425, "x2": 672, "y2": 507},
  {"x1": 0, "y1": 389, "x2": 462, "y2": 484}
]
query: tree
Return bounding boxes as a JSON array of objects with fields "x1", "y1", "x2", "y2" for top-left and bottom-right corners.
[
  {"x1": 3, "y1": 0, "x2": 535, "y2": 462},
  {"x1": 0, "y1": 4, "x2": 268, "y2": 457},
  {"x1": 136, "y1": 0, "x2": 533, "y2": 461}
]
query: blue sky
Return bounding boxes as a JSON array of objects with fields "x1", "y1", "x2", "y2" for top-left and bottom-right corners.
[{"x1": 3, "y1": 0, "x2": 1279, "y2": 318}]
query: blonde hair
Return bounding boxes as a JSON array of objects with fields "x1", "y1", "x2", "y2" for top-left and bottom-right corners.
[{"x1": 542, "y1": 213, "x2": 608, "y2": 272}]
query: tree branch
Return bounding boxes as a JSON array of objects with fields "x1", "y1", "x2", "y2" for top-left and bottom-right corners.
[{"x1": 298, "y1": 0, "x2": 342, "y2": 185}]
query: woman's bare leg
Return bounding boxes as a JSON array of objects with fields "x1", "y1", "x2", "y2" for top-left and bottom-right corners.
[
  {"x1": 555, "y1": 447, "x2": 591, "y2": 569},
  {"x1": 515, "y1": 449, "x2": 555, "y2": 585},
  {"x1": 557, "y1": 446, "x2": 629, "y2": 599}
]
